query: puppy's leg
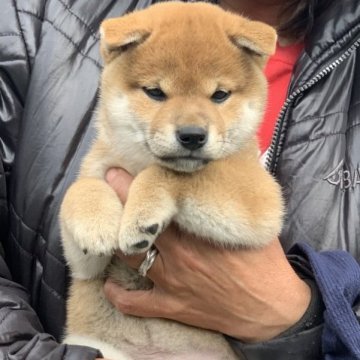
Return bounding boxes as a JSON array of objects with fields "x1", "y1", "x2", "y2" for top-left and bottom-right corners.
[
  {"x1": 118, "y1": 166, "x2": 177, "y2": 254},
  {"x1": 60, "y1": 178, "x2": 122, "y2": 279},
  {"x1": 176, "y1": 164, "x2": 283, "y2": 248}
]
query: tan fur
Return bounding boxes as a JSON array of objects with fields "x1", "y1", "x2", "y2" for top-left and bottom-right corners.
[{"x1": 60, "y1": 2, "x2": 281, "y2": 359}]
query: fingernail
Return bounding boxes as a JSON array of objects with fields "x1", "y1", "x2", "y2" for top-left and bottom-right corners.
[{"x1": 106, "y1": 168, "x2": 119, "y2": 183}]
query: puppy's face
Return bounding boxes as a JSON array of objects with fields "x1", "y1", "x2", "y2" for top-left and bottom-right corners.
[{"x1": 100, "y1": 2, "x2": 276, "y2": 172}]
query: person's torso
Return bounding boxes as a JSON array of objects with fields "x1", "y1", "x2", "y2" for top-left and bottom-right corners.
[
  {"x1": 267, "y1": 1, "x2": 360, "y2": 256},
  {"x1": 4, "y1": 0, "x2": 360, "y2": 340}
]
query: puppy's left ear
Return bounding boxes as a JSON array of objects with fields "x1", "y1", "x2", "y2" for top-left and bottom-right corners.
[
  {"x1": 100, "y1": 14, "x2": 151, "y2": 63},
  {"x1": 227, "y1": 17, "x2": 277, "y2": 67}
]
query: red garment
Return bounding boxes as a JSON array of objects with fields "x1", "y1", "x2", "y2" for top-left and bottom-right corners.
[{"x1": 257, "y1": 42, "x2": 304, "y2": 154}]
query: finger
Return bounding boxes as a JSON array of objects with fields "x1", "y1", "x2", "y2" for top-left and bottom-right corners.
[
  {"x1": 114, "y1": 226, "x2": 184, "y2": 275},
  {"x1": 155, "y1": 225, "x2": 198, "y2": 255},
  {"x1": 115, "y1": 247, "x2": 164, "y2": 281},
  {"x1": 115, "y1": 251, "x2": 147, "y2": 270},
  {"x1": 105, "y1": 168, "x2": 133, "y2": 204},
  {"x1": 103, "y1": 279, "x2": 171, "y2": 318}
]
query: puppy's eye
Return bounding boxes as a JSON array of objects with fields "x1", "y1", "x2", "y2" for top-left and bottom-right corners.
[
  {"x1": 142, "y1": 87, "x2": 167, "y2": 101},
  {"x1": 211, "y1": 90, "x2": 231, "y2": 103}
]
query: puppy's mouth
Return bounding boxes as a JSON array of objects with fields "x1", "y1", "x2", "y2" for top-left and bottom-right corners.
[
  {"x1": 159, "y1": 155, "x2": 211, "y2": 164},
  {"x1": 156, "y1": 154, "x2": 212, "y2": 172},
  {"x1": 145, "y1": 141, "x2": 212, "y2": 172}
]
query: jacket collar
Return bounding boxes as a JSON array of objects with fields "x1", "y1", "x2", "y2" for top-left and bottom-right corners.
[{"x1": 291, "y1": 0, "x2": 360, "y2": 89}]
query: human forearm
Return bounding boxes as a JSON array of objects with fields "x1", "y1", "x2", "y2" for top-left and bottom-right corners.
[{"x1": 207, "y1": 239, "x2": 312, "y2": 342}]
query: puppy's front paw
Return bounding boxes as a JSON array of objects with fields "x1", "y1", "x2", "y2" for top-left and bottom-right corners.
[
  {"x1": 69, "y1": 215, "x2": 121, "y2": 256},
  {"x1": 118, "y1": 166, "x2": 178, "y2": 255},
  {"x1": 119, "y1": 216, "x2": 165, "y2": 255},
  {"x1": 61, "y1": 178, "x2": 122, "y2": 256}
]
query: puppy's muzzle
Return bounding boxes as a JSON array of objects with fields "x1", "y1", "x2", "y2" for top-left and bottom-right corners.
[{"x1": 176, "y1": 126, "x2": 208, "y2": 151}]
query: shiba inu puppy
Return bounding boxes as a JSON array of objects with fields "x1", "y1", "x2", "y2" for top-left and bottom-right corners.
[{"x1": 60, "y1": 2, "x2": 282, "y2": 359}]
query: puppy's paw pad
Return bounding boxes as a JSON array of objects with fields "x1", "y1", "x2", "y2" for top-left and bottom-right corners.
[
  {"x1": 133, "y1": 240, "x2": 150, "y2": 249},
  {"x1": 140, "y1": 224, "x2": 159, "y2": 235},
  {"x1": 119, "y1": 222, "x2": 163, "y2": 255},
  {"x1": 120, "y1": 235, "x2": 153, "y2": 255}
]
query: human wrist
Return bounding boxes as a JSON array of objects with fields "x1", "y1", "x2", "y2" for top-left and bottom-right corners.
[
  {"x1": 233, "y1": 278, "x2": 311, "y2": 343},
  {"x1": 225, "y1": 255, "x2": 325, "y2": 359},
  {"x1": 272, "y1": 254, "x2": 325, "y2": 338},
  {"x1": 275, "y1": 277, "x2": 324, "y2": 338},
  {"x1": 219, "y1": 241, "x2": 312, "y2": 342}
]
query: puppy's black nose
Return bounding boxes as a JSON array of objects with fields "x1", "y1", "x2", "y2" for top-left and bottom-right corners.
[{"x1": 176, "y1": 126, "x2": 208, "y2": 150}]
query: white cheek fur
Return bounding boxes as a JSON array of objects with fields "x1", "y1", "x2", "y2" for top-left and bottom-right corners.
[
  {"x1": 221, "y1": 100, "x2": 262, "y2": 155},
  {"x1": 103, "y1": 94, "x2": 154, "y2": 175},
  {"x1": 103, "y1": 95, "x2": 261, "y2": 169}
]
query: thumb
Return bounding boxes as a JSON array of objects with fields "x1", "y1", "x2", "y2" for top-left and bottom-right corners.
[
  {"x1": 105, "y1": 168, "x2": 133, "y2": 204},
  {"x1": 103, "y1": 279, "x2": 169, "y2": 318}
]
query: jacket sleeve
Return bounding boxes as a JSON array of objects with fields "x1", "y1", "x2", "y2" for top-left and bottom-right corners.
[
  {"x1": 0, "y1": 2, "x2": 102, "y2": 359},
  {"x1": 1, "y1": 0, "x2": 35, "y2": 240},
  {"x1": 226, "y1": 244, "x2": 360, "y2": 360},
  {"x1": 0, "y1": 254, "x2": 102, "y2": 360}
]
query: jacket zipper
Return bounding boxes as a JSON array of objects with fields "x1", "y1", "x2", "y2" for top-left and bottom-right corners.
[{"x1": 265, "y1": 38, "x2": 360, "y2": 175}]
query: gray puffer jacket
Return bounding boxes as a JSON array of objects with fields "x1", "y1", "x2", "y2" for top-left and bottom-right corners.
[{"x1": 0, "y1": 0, "x2": 359, "y2": 359}]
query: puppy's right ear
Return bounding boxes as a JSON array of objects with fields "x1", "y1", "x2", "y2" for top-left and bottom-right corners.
[
  {"x1": 225, "y1": 16, "x2": 277, "y2": 68},
  {"x1": 100, "y1": 15, "x2": 151, "y2": 63}
]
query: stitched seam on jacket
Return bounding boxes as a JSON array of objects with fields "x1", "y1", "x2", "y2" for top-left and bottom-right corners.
[
  {"x1": 17, "y1": 9, "x2": 102, "y2": 69},
  {"x1": 0, "y1": 287, "x2": 33, "y2": 327},
  {"x1": 0, "y1": 284, "x2": 32, "y2": 328},
  {"x1": 12, "y1": 0, "x2": 31, "y2": 73},
  {"x1": 39, "y1": 234, "x2": 66, "y2": 267},
  {"x1": 8, "y1": 211, "x2": 64, "y2": 313},
  {"x1": 0, "y1": 33, "x2": 21, "y2": 38},
  {"x1": 0, "y1": 299, "x2": 31, "y2": 329},
  {"x1": 347, "y1": 121, "x2": 360, "y2": 132},
  {"x1": 8, "y1": 232, "x2": 64, "y2": 300},
  {"x1": 0, "y1": 309, "x2": 12, "y2": 328},
  {"x1": 310, "y1": 20, "x2": 360, "y2": 65},
  {"x1": 0, "y1": 279, "x2": 31, "y2": 293},
  {"x1": 299, "y1": 27, "x2": 360, "y2": 92},
  {"x1": 9, "y1": 206, "x2": 65, "y2": 267},
  {"x1": 9, "y1": 231, "x2": 33, "y2": 258},
  {"x1": 55, "y1": 0, "x2": 100, "y2": 40},
  {"x1": 40, "y1": 278, "x2": 63, "y2": 300},
  {"x1": 9, "y1": 203, "x2": 37, "y2": 234},
  {"x1": 285, "y1": 122, "x2": 360, "y2": 149},
  {"x1": 288, "y1": 102, "x2": 360, "y2": 128},
  {"x1": 288, "y1": 112, "x2": 343, "y2": 128}
]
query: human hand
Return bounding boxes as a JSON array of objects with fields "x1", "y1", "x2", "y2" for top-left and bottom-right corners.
[{"x1": 104, "y1": 168, "x2": 311, "y2": 343}]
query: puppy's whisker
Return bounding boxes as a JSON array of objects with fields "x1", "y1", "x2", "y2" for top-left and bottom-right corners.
[{"x1": 216, "y1": 140, "x2": 238, "y2": 145}]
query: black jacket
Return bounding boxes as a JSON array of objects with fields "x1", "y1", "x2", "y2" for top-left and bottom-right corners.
[{"x1": 0, "y1": 0, "x2": 359, "y2": 359}]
